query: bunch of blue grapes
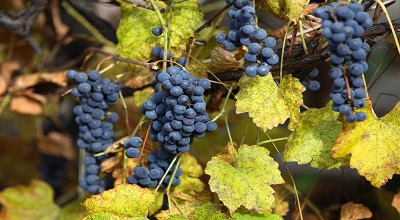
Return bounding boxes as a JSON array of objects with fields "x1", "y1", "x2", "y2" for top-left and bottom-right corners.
[
  {"x1": 313, "y1": 2, "x2": 372, "y2": 122},
  {"x1": 214, "y1": 0, "x2": 279, "y2": 77},
  {"x1": 301, "y1": 68, "x2": 320, "y2": 91},
  {"x1": 140, "y1": 65, "x2": 217, "y2": 154},
  {"x1": 66, "y1": 69, "x2": 120, "y2": 194}
]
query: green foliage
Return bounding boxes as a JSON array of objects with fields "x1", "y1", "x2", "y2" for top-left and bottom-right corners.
[
  {"x1": 332, "y1": 99, "x2": 400, "y2": 188},
  {"x1": 236, "y1": 75, "x2": 305, "y2": 131},
  {"x1": 188, "y1": 203, "x2": 231, "y2": 219},
  {"x1": 205, "y1": 144, "x2": 284, "y2": 214},
  {"x1": 0, "y1": 180, "x2": 60, "y2": 220},
  {"x1": 58, "y1": 197, "x2": 89, "y2": 220},
  {"x1": 116, "y1": 0, "x2": 203, "y2": 61},
  {"x1": 232, "y1": 211, "x2": 282, "y2": 220},
  {"x1": 284, "y1": 101, "x2": 350, "y2": 169},
  {"x1": 83, "y1": 184, "x2": 155, "y2": 218}
]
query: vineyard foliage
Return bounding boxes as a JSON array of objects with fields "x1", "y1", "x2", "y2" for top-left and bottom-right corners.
[{"x1": 0, "y1": 0, "x2": 400, "y2": 219}]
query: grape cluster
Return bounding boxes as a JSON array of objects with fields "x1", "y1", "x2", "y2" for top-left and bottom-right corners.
[
  {"x1": 127, "y1": 149, "x2": 182, "y2": 188},
  {"x1": 140, "y1": 65, "x2": 217, "y2": 154},
  {"x1": 66, "y1": 69, "x2": 120, "y2": 194},
  {"x1": 215, "y1": 0, "x2": 279, "y2": 77},
  {"x1": 301, "y1": 68, "x2": 321, "y2": 91},
  {"x1": 313, "y1": 2, "x2": 371, "y2": 122}
]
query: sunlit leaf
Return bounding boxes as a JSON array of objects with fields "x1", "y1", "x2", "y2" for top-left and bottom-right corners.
[
  {"x1": 205, "y1": 145, "x2": 284, "y2": 214},
  {"x1": 340, "y1": 202, "x2": 373, "y2": 220},
  {"x1": 0, "y1": 180, "x2": 60, "y2": 220},
  {"x1": 188, "y1": 202, "x2": 231, "y2": 220},
  {"x1": 58, "y1": 197, "x2": 88, "y2": 220},
  {"x1": 83, "y1": 184, "x2": 155, "y2": 218},
  {"x1": 233, "y1": 211, "x2": 282, "y2": 220},
  {"x1": 332, "y1": 99, "x2": 400, "y2": 188},
  {"x1": 116, "y1": 0, "x2": 203, "y2": 61},
  {"x1": 236, "y1": 75, "x2": 305, "y2": 131},
  {"x1": 255, "y1": 0, "x2": 310, "y2": 23},
  {"x1": 284, "y1": 101, "x2": 349, "y2": 169}
]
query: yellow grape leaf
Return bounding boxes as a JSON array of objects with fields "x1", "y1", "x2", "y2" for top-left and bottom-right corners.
[
  {"x1": 116, "y1": 0, "x2": 203, "y2": 61},
  {"x1": 235, "y1": 75, "x2": 305, "y2": 131},
  {"x1": 332, "y1": 99, "x2": 400, "y2": 188},
  {"x1": 284, "y1": 101, "x2": 350, "y2": 169},
  {"x1": 82, "y1": 184, "x2": 155, "y2": 218},
  {"x1": 255, "y1": 0, "x2": 310, "y2": 24},
  {"x1": 340, "y1": 202, "x2": 373, "y2": 220},
  {"x1": 205, "y1": 145, "x2": 284, "y2": 214},
  {"x1": 133, "y1": 87, "x2": 154, "y2": 108},
  {"x1": 0, "y1": 180, "x2": 60, "y2": 220},
  {"x1": 208, "y1": 47, "x2": 243, "y2": 73}
]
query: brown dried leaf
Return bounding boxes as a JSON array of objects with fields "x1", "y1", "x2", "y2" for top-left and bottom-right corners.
[
  {"x1": 304, "y1": 3, "x2": 319, "y2": 15},
  {"x1": 217, "y1": 142, "x2": 238, "y2": 165},
  {"x1": 207, "y1": 47, "x2": 243, "y2": 74},
  {"x1": 392, "y1": 192, "x2": 400, "y2": 214},
  {"x1": 37, "y1": 131, "x2": 75, "y2": 160},
  {"x1": 103, "y1": 136, "x2": 129, "y2": 155},
  {"x1": 100, "y1": 154, "x2": 123, "y2": 173},
  {"x1": 125, "y1": 68, "x2": 153, "y2": 89},
  {"x1": 10, "y1": 96, "x2": 42, "y2": 115},
  {"x1": 0, "y1": 61, "x2": 20, "y2": 95},
  {"x1": 340, "y1": 202, "x2": 373, "y2": 220},
  {"x1": 11, "y1": 72, "x2": 67, "y2": 92}
]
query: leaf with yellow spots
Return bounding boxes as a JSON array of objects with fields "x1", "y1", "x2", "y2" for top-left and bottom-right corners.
[
  {"x1": 235, "y1": 74, "x2": 305, "y2": 131},
  {"x1": 332, "y1": 99, "x2": 400, "y2": 188},
  {"x1": 284, "y1": 101, "x2": 349, "y2": 169},
  {"x1": 82, "y1": 184, "x2": 154, "y2": 218},
  {"x1": 205, "y1": 145, "x2": 284, "y2": 214}
]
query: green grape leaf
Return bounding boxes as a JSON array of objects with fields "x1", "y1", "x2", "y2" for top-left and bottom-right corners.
[
  {"x1": 188, "y1": 202, "x2": 231, "y2": 220},
  {"x1": 83, "y1": 212, "x2": 144, "y2": 220},
  {"x1": 82, "y1": 184, "x2": 155, "y2": 218},
  {"x1": 233, "y1": 211, "x2": 282, "y2": 220},
  {"x1": 58, "y1": 197, "x2": 89, "y2": 220},
  {"x1": 284, "y1": 101, "x2": 350, "y2": 169},
  {"x1": 173, "y1": 152, "x2": 205, "y2": 193},
  {"x1": 0, "y1": 180, "x2": 60, "y2": 220},
  {"x1": 235, "y1": 75, "x2": 305, "y2": 131},
  {"x1": 255, "y1": 0, "x2": 310, "y2": 23},
  {"x1": 116, "y1": 0, "x2": 203, "y2": 61},
  {"x1": 205, "y1": 145, "x2": 284, "y2": 214},
  {"x1": 332, "y1": 99, "x2": 400, "y2": 188}
]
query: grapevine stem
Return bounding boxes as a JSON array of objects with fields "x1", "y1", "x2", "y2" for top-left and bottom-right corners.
[
  {"x1": 136, "y1": 123, "x2": 151, "y2": 167},
  {"x1": 257, "y1": 137, "x2": 288, "y2": 145},
  {"x1": 119, "y1": 90, "x2": 131, "y2": 135},
  {"x1": 212, "y1": 85, "x2": 234, "y2": 122},
  {"x1": 166, "y1": 156, "x2": 182, "y2": 210},
  {"x1": 154, "y1": 153, "x2": 180, "y2": 193},
  {"x1": 361, "y1": 74, "x2": 370, "y2": 99},
  {"x1": 265, "y1": 132, "x2": 304, "y2": 220},
  {"x1": 148, "y1": 0, "x2": 168, "y2": 72},
  {"x1": 96, "y1": 56, "x2": 112, "y2": 71},
  {"x1": 186, "y1": 4, "x2": 232, "y2": 67},
  {"x1": 342, "y1": 67, "x2": 352, "y2": 99},
  {"x1": 298, "y1": 20, "x2": 309, "y2": 55},
  {"x1": 375, "y1": 0, "x2": 400, "y2": 55},
  {"x1": 280, "y1": 22, "x2": 291, "y2": 81}
]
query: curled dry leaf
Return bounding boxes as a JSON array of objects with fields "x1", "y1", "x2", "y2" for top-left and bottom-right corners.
[
  {"x1": 10, "y1": 96, "x2": 43, "y2": 115},
  {"x1": 10, "y1": 72, "x2": 67, "y2": 92},
  {"x1": 37, "y1": 131, "x2": 75, "y2": 160},
  {"x1": 207, "y1": 47, "x2": 243, "y2": 74},
  {"x1": 101, "y1": 153, "x2": 123, "y2": 173},
  {"x1": 102, "y1": 136, "x2": 129, "y2": 155},
  {"x1": 0, "y1": 61, "x2": 20, "y2": 96},
  {"x1": 392, "y1": 192, "x2": 400, "y2": 214},
  {"x1": 340, "y1": 202, "x2": 372, "y2": 220},
  {"x1": 273, "y1": 17, "x2": 321, "y2": 41}
]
